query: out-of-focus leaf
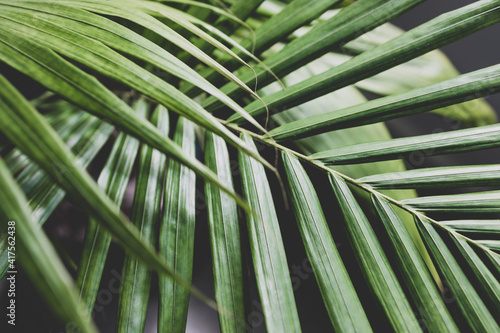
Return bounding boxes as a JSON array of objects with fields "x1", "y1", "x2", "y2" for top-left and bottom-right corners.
[
  {"x1": 0, "y1": 107, "x2": 112, "y2": 280},
  {"x1": 0, "y1": 2, "x2": 273, "y2": 194},
  {"x1": 0, "y1": 157, "x2": 96, "y2": 333},
  {"x1": 1, "y1": 1, "x2": 267, "y2": 134},
  {"x1": 0, "y1": 72, "x2": 194, "y2": 300}
]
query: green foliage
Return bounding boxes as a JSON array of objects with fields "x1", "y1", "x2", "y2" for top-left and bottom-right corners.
[{"x1": 0, "y1": 0, "x2": 499, "y2": 331}]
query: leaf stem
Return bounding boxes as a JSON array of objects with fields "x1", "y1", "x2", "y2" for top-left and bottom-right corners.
[{"x1": 227, "y1": 123, "x2": 500, "y2": 260}]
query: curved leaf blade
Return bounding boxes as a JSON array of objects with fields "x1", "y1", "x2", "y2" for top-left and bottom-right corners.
[
  {"x1": 311, "y1": 124, "x2": 500, "y2": 165},
  {"x1": 239, "y1": 133, "x2": 301, "y2": 333},
  {"x1": 205, "y1": 132, "x2": 246, "y2": 333},
  {"x1": 402, "y1": 191, "x2": 500, "y2": 214},
  {"x1": 450, "y1": 235, "x2": 500, "y2": 315},
  {"x1": 371, "y1": 195, "x2": 458, "y2": 332},
  {"x1": 415, "y1": 216, "x2": 499, "y2": 331},
  {"x1": 359, "y1": 165, "x2": 500, "y2": 190},
  {"x1": 158, "y1": 117, "x2": 197, "y2": 333},
  {"x1": 268, "y1": 64, "x2": 500, "y2": 141},
  {"x1": 283, "y1": 152, "x2": 371, "y2": 332},
  {"x1": 0, "y1": 72, "x2": 198, "y2": 302},
  {"x1": 117, "y1": 105, "x2": 168, "y2": 332},
  {"x1": 0, "y1": 1, "x2": 266, "y2": 134},
  {"x1": 0, "y1": 157, "x2": 96, "y2": 333},
  {"x1": 440, "y1": 220, "x2": 500, "y2": 235},
  {"x1": 329, "y1": 174, "x2": 421, "y2": 332},
  {"x1": 231, "y1": 0, "x2": 500, "y2": 122},
  {"x1": 76, "y1": 101, "x2": 144, "y2": 315},
  {"x1": 206, "y1": 0, "x2": 425, "y2": 112}
]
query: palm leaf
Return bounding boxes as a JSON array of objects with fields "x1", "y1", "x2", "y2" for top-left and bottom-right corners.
[
  {"x1": 267, "y1": 64, "x2": 500, "y2": 141},
  {"x1": 239, "y1": 133, "x2": 301, "y2": 332},
  {"x1": 371, "y1": 195, "x2": 458, "y2": 332},
  {"x1": 76, "y1": 100, "x2": 144, "y2": 314},
  {"x1": 359, "y1": 165, "x2": 500, "y2": 189},
  {"x1": 158, "y1": 117, "x2": 197, "y2": 333},
  {"x1": 204, "y1": 0, "x2": 425, "y2": 112},
  {"x1": 1, "y1": 0, "x2": 499, "y2": 331},
  {"x1": 205, "y1": 132, "x2": 246, "y2": 333},
  {"x1": 329, "y1": 174, "x2": 421, "y2": 331},
  {"x1": 310, "y1": 124, "x2": 500, "y2": 165},
  {"x1": 228, "y1": 0, "x2": 500, "y2": 122},
  {"x1": 283, "y1": 152, "x2": 371, "y2": 332},
  {"x1": 415, "y1": 216, "x2": 498, "y2": 331},
  {"x1": 117, "y1": 105, "x2": 168, "y2": 332},
  {"x1": 0, "y1": 71, "x2": 200, "y2": 300},
  {"x1": 0, "y1": 157, "x2": 96, "y2": 333}
]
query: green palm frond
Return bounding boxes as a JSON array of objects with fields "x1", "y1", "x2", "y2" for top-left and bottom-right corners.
[{"x1": 0, "y1": 0, "x2": 499, "y2": 332}]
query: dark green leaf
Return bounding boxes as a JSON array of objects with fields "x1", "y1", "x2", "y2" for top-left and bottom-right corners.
[
  {"x1": 76, "y1": 101, "x2": 143, "y2": 314},
  {"x1": 283, "y1": 152, "x2": 371, "y2": 332},
  {"x1": 402, "y1": 191, "x2": 500, "y2": 214},
  {"x1": 0, "y1": 157, "x2": 96, "y2": 333},
  {"x1": 359, "y1": 165, "x2": 500, "y2": 190},
  {"x1": 440, "y1": 220, "x2": 500, "y2": 235},
  {"x1": 239, "y1": 133, "x2": 301, "y2": 332},
  {"x1": 158, "y1": 117, "x2": 197, "y2": 333},
  {"x1": 117, "y1": 105, "x2": 168, "y2": 332},
  {"x1": 450, "y1": 234, "x2": 500, "y2": 315},
  {"x1": 311, "y1": 124, "x2": 500, "y2": 165},
  {"x1": 205, "y1": 0, "x2": 425, "y2": 112},
  {"x1": 0, "y1": 72, "x2": 194, "y2": 301},
  {"x1": 205, "y1": 132, "x2": 246, "y2": 333},
  {"x1": 329, "y1": 174, "x2": 421, "y2": 331},
  {"x1": 229, "y1": 0, "x2": 500, "y2": 122},
  {"x1": 371, "y1": 195, "x2": 458, "y2": 332},
  {"x1": 415, "y1": 216, "x2": 499, "y2": 331},
  {"x1": 267, "y1": 65, "x2": 500, "y2": 141}
]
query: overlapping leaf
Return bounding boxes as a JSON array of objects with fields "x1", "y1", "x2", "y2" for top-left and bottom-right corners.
[
  {"x1": 329, "y1": 174, "x2": 421, "y2": 331},
  {"x1": 205, "y1": 132, "x2": 246, "y2": 333},
  {"x1": 416, "y1": 216, "x2": 499, "y2": 331},
  {"x1": 229, "y1": 0, "x2": 500, "y2": 123},
  {"x1": 283, "y1": 152, "x2": 370, "y2": 332},
  {"x1": 158, "y1": 117, "x2": 197, "y2": 333},
  {"x1": 205, "y1": 0, "x2": 425, "y2": 112},
  {"x1": 0, "y1": 157, "x2": 96, "y2": 333},
  {"x1": 117, "y1": 105, "x2": 168, "y2": 332},
  {"x1": 77, "y1": 100, "x2": 143, "y2": 314},
  {"x1": 268, "y1": 64, "x2": 500, "y2": 141},
  {"x1": 239, "y1": 133, "x2": 301, "y2": 333}
]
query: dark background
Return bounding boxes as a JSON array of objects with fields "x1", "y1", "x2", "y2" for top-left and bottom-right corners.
[
  {"x1": 184, "y1": 2, "x2": 500, "y2": 332},
  {"x1": 185, "y1": 1, "x2": 500, "y2": 332},
  {"x1": 0, "y1": 1, "x2": 499, "y2": 332}
]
